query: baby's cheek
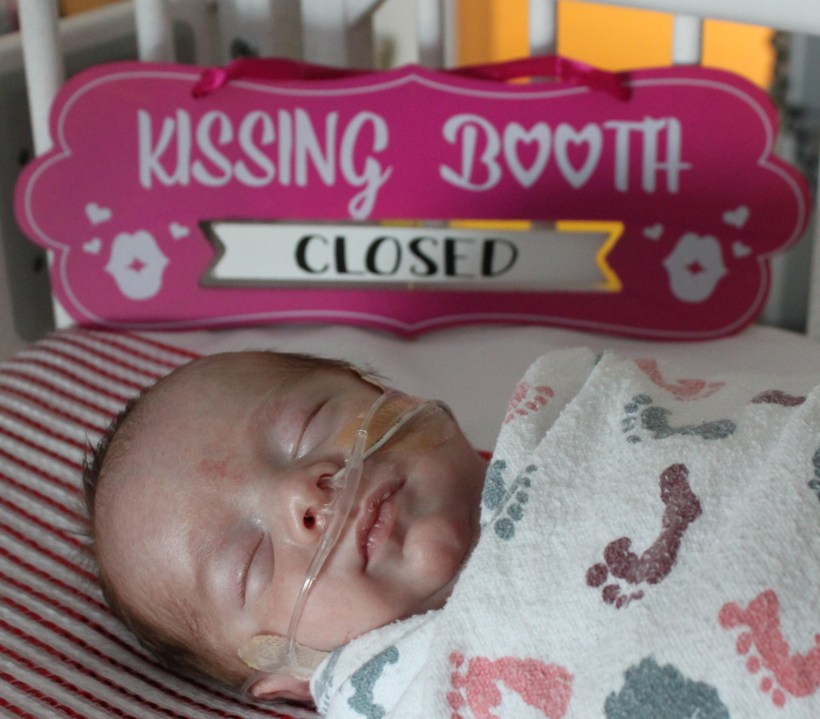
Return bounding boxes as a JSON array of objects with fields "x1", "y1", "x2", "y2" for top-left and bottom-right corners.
[{"x1": 402, "y1": 515, "x2": 471, "y2": 596}]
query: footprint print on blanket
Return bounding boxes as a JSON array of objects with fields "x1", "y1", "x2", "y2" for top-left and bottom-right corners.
[
  {"x1": 719, "y1": 589, "x2": 820, "y2": 708},
  {"x1": 504, "y1": 382, "x2": 554, "y2": 424},
  {"x1": 622, "y1": 394, "x2": 736, "y2": 444},
  {"x1": 751, "y1": 389, "x2": 806, "y2": 407},
  {"x1": 809, "y1": 447, "x2": 820, "y2": 502},
  {"x1": 586, "y1": 463, "x2": 702, "y2": 608},
  {"x1": 347, "y1": 646, "x2": 399, "y2": 718},
  {"x1": 482, "y1": 460, "x2": 537, "y2": 540},
  {"x1": 605, "y1": 657, "x2": 729, "y2": 718},
  {"x1": 447, "y1": 651, "x2": 573, "y2": 719},
  {"x1": 634, "y1": 358, "x2": 725, "y2": 401}
]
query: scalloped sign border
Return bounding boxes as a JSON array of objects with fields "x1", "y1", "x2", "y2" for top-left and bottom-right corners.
[{"x1": 15, "y1": 60, "x2": 810, "y2": 338}]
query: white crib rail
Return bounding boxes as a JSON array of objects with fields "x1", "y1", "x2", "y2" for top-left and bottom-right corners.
[
  {"x1": 594, "y1": 0, "x2": 820, "y2": 36},
  {"x1": 671, "y1": 14, "x2": 702, "y2": 65},
  {"x1": 529, "y1": 0, "x2": 557, "y2": 55},
  {"x1": 133, "y1": 0, "x2": 173, "y2": 61},
  {"x1": 417, "y1": 0, "x2": 446, "y2": 66},
  {"x1": 17, "y1": 0, "x2": 63, "y2": 156},
  {"x1": 301, "y1": 0, "x2": 384, "y2": 66}
]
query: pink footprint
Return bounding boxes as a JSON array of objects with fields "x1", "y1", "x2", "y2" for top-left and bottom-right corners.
[
  {"x1": 720, "y1": 589, "x2": 820, "y2": 707},
  {"x1": 448, "y1": 652, "x2": 573, "y2": 719},
  {"x1": 635, "y1": 358, "x2": 724, "y2": 401},
  {"x1": 504, "y1": 382, "x2": 554, "y2": 424}
]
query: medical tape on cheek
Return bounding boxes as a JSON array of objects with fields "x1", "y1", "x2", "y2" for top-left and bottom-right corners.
[
  {"x1": 328, "y1": 395, "x2": 456, "y2": 486},
  {"x1": 239, "y1": 634, "x2": 328, "y2": 679}
]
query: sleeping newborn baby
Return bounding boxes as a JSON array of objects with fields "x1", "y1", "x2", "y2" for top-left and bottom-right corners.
[
  {"x1": 83, "y1": 351, "x2": 487, "y2": 704},
  {"x1": 86, "y1": 348, "x2": 820, "y2": 718}
]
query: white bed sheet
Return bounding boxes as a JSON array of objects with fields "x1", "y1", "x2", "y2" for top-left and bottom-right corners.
[{"x1": 153, "y1": 323, "x2": 820, "y2": 451}]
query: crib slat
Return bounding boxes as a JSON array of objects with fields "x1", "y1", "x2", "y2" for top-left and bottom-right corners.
[
  {"x1": 301, "y1": 0, "x2": 380, "y2": 67},
  {"x1": 177, "y1": 0, "x2": 221, "y2": 65},
  {"x1": 18, "y1": 0, "x2": 64, "y2": 156},
  {"x1": 671, "y1": 14, "x2": 703, "y2": 65},
  {"x1": 134, "y1": 0, "x2": 174, "y2": 62},
  {"x1": 529, "y1": 0, "x2": 557, "y2": 56},
  {"x1": 301, "y1": 0, "x2": 348, "y2": 65},
  {"x1": 417, "y1": 0, "x2": 444, "y2": 67},
  {"x1": 345, "y1": 0, "x2": 379, "y2": 67},
  {"x1": 215, "y1": 0, "x2": 302, "y2": 62}
]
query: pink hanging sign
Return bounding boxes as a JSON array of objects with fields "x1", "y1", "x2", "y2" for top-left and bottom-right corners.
[{"x1": 14, "y1": 57, "x2": 810, "y2": 338}]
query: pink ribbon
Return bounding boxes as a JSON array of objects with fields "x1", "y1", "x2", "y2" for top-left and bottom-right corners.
[
  {"x1": 448, "y1": 56, "x2": 631, "y2": 101},
  {"x1": 192, "y1": 55, "x2": 631, "y2": 101},
  {"x1": 192, "y1": 58, "x2": 375, "y2": 97}
]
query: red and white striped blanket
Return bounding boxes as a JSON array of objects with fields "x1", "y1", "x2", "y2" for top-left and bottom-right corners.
[{"x1": 0, "y1": 329, "x2": 313, "y2": 719}]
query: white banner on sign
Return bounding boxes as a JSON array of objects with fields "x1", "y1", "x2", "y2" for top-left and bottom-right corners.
[{"x1": 202, "y1": 220, "x2": 623, "y2": 292}]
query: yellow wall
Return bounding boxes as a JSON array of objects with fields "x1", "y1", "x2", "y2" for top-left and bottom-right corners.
[
  {"x1": 59, "y1": 0, "x2": 124, "y2": 15},
  {"x1": 457, "y1": 0, "x2": 774, "y2": 88}
]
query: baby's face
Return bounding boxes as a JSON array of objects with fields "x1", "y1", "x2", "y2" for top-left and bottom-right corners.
[{"x1": 95, "y1": 353, "x2": 485, "y2": 680}]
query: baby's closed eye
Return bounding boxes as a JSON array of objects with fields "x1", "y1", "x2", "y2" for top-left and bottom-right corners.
[
  {"x1": 241, "y1": 531, "x2": 275, "y2": 609},
  {"x1": 238, "y1": 532, "x2": 265, "y2": 606}
]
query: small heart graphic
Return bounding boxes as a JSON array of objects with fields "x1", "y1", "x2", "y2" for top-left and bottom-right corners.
[
  {"x1": 722, "y1": 206, "x2": 750, "y2": 229},
  {"x1": 554, "y1": 123, "x2": 603, "y2": 189},
  {"x1": 503, "y1": 122, "x2": 551, "y2": 188},
  {"x1": 169, "y1": 222, "x2": 190, "y2": 239},
  {"x1": 85, "y1": 202, "x2": 112, "y2": 225},
  {"x1": 643, "y1": 224, "x2": 664, "y2": 240},
  {"x1": 732, "y1": 241, "x2": 751, "y2": 258},
  {"x1": 83, "y1": 238, "x2": 102, "y2": 255}
]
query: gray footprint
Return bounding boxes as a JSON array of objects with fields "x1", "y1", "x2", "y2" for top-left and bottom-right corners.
[{"x1": 623, "y1": 394, "x2": 735, "y2": 443}]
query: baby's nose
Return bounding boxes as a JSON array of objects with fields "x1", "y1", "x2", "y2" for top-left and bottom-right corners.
[{"x1": 282, "y1": 461, "x2": 341, "y2": 545}]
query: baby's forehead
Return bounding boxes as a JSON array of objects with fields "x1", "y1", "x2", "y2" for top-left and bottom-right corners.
[
  {"x1": 137, "y1": 352, "x2": 381, "y2": 444},
  {"x1": 159, "y1": 351, "x2": 353, "y2": 398},
  {"x1": 179, "y1": 351, "x2": 363, "y2": 382}
]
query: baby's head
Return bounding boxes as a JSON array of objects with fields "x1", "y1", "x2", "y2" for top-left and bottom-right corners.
[{"x1": 83, "y1": 351, "x2": 485, "y2": 703}]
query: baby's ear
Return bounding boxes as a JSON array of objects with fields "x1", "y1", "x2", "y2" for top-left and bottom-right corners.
[{"x1": 248, "y1": 672, "x2": 312, "y2": 704}]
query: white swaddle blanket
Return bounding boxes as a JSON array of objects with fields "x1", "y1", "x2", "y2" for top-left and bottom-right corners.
[{"x1": 311, "y1": 348, "x2": 820, "y2": 718}]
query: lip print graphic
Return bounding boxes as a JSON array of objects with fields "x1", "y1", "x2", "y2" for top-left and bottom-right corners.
[
  {"x1": 663, "y1": 233, "x2": 727, "y2": 303},
  {"x1": 104, "y1": 230, "x2": 169, "y2": 301}
]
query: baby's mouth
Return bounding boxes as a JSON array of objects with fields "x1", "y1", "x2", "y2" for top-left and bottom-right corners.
[{"x1": 357, "y1": 480, "x2": 404, "y2": 569}]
